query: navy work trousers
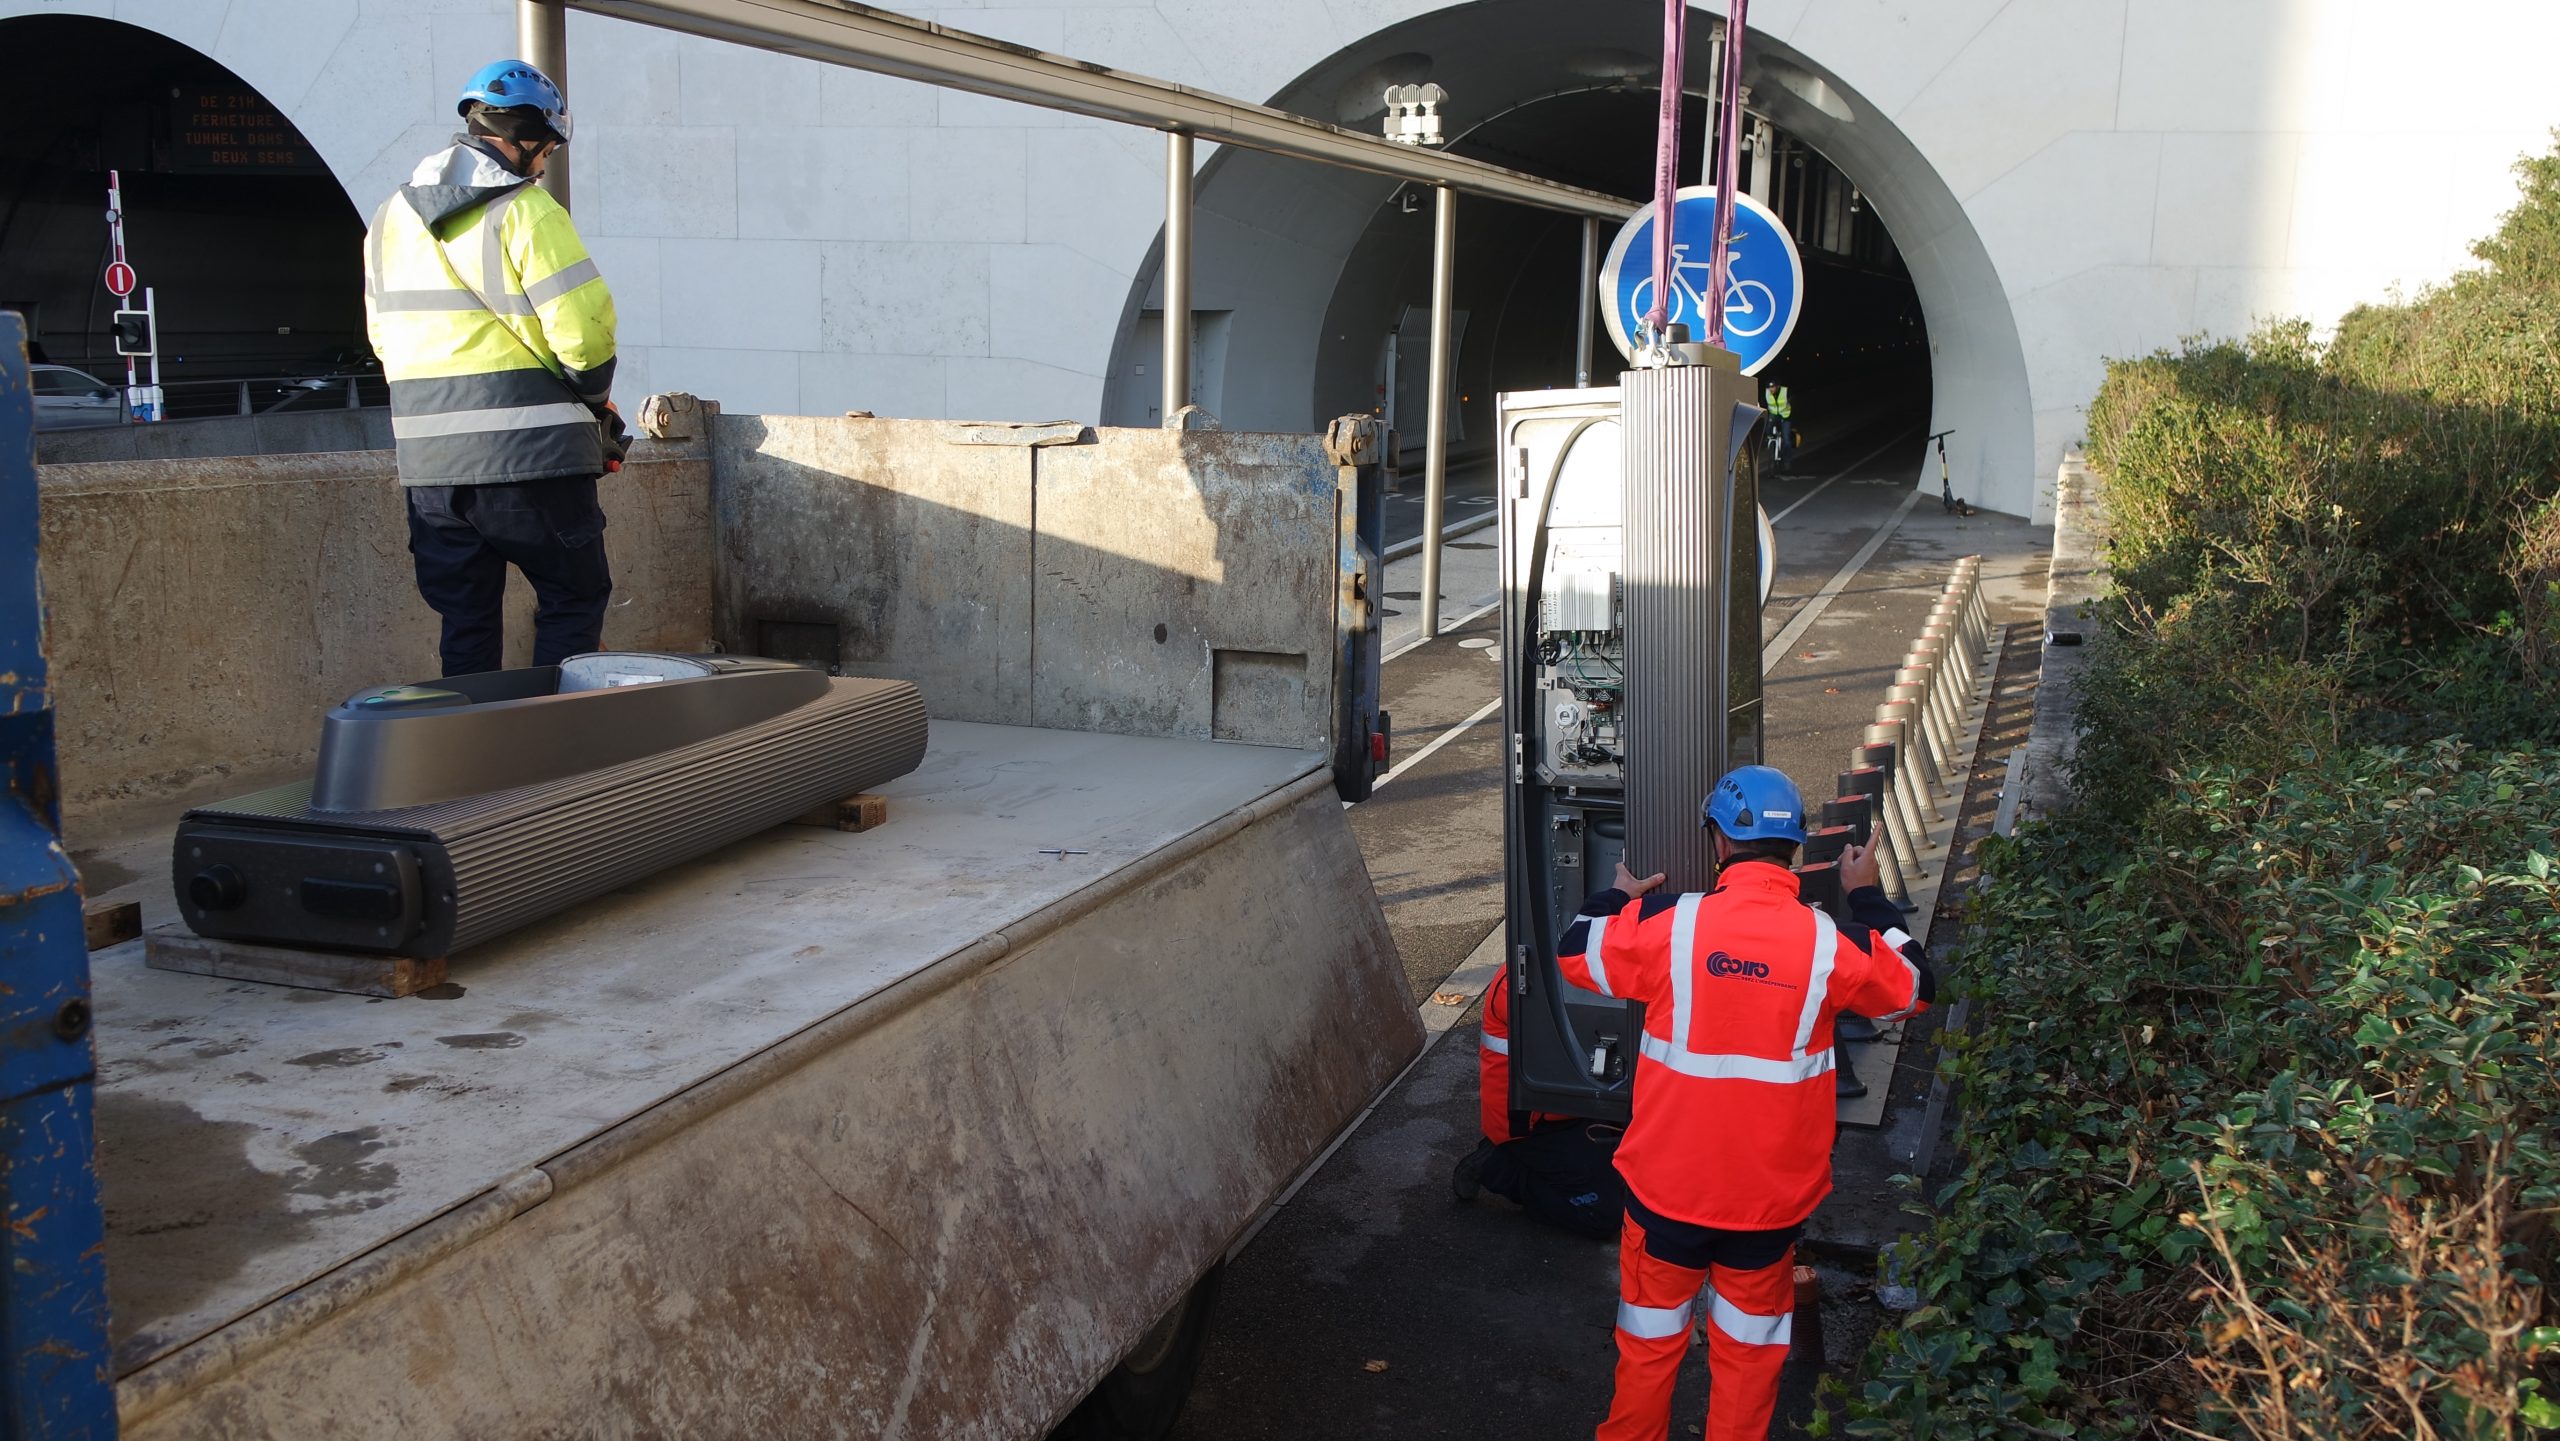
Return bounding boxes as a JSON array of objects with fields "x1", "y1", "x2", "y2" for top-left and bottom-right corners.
[{"x1": 405, "y1": 475, "x2": 613, "y2": 677}]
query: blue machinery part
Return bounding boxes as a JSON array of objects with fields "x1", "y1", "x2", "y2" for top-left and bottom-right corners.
[{"x1": 0, "y1": 312, "x2": 118, "y2": 1434}]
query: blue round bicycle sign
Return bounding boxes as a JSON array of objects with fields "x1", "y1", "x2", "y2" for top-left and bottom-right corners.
[{"x1": 1599, "y1": 186, "x2": 1804, "y2": 375}]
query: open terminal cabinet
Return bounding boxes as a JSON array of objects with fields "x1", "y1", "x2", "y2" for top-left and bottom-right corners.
[{"x1": 1497, "y1": 363, "x2": 1766, "y2": 1122}]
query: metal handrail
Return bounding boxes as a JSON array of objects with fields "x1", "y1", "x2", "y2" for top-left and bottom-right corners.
[{"x1": 567, "y1": 0, "x2": 1640, "y2": 220}]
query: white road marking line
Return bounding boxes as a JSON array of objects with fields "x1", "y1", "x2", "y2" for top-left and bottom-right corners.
[
  {"x1": 1382, "y1": 596, "x2": 1500, "y2": 664},
  {"x1": 1380, "y1": 508, "x2": 1496, "y2": 563},
  {"x1": 1760, "y1": 488, "x2": 1928, "y2": 675},
  {"x1": 1768, "y1": 429, "x2": 1916, "y2": 527},
  {"x1": 1356, "y1": 694, "x2": 1504, "y2": 804}
]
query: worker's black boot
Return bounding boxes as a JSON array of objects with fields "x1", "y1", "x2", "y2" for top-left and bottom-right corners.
[{"x1": 1451, "y1": 1137, "x2": 1494, "y2": 1202}]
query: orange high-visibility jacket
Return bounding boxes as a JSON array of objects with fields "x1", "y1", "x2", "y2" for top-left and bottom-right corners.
[
  {"x1": 1477, "y1": 981, "x2": 1577, "y2": 1143},
  {"x1": 1560, "y1": 860, "x2": 1931, "y2": 1231},
  {"x1": 1480, "y1": 979, "x2": 1519, "y2": 1142}
]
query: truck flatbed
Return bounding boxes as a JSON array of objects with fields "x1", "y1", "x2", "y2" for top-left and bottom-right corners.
[{"x1": 86, "y1": 722, "x2": 1323, "y2": 1377}]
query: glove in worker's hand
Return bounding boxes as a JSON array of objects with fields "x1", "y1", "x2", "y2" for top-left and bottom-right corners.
[
  {"x1": 598, "y1": 399, "x2": 631, "y2": 471},
  {"x1": 1839, "y1": 839, "x2": 1883, "y2": 894},
  {"x1": 1612, "y1": 861, "x2": 1668, "y2": 898}
]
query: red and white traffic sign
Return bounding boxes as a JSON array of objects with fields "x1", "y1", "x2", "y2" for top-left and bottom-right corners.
[{"x1": 104, "y1": 260, "x2": 136, "y2": 298}]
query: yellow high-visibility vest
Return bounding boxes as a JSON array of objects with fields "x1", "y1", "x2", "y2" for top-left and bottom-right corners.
[{"x1": 364, "y1": 141, "x2": 616, "y2": 486}]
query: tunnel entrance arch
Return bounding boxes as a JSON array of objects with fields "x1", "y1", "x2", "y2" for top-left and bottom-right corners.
[
  {"x1": 0, "y1": 14, "x2": 367, "y2": 413},
  {"x1": 1101, "y1": 0, "x2": 2031, "y2": 516}
]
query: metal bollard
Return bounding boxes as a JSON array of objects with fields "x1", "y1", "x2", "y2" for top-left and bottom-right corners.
[
  {"x1": 1803, "y1": 823, "x2": 1855, "y2": 866},
  {"x1": 1922, "y1": 616, "x2": 1971, "y2": 709},
  {"x1": 1934, "y1": 592, "x2": 1982, "y2": 664},
  {"x1": 1931, "y1": 589, "x2": 1981, "y2": 658},
  {"x1": 1821, "y1": 791, "x2": 1875, "y2": 849},
  {"x1": 1907, "y1": 641, "x2": 1964, "y2": 737},
  {"x1": 1885, "y1": 682, "x2": 1955, "y2": 788},
  {"x1": 1865, "y1": 720, "x2": 1945, "y2": 837},
  {"x1": 1895, "y1": 663, "x2": 1960, "y2": 756},
  {"x1": 1877, "y1": 705, "x2": 1951, "y2": 819},
  {"x1": 1854, "y1": 740, "x2": 1934, "y2": 864},
  {"x1": 1827, "y1": 785, "x2": 1913, "y2": 907},
  {"x1": 1904, "y1": 639, "x2": 1955, "y2": 716},
  {"x1": 1920, "y1": 621, "x2": 1975, "y2": 706},
  {"x1": 1794, "y1": 860, "x2": 1852, "y2": 927},
  {"x1": 1953, "y1": 560, "x2": 1988, "y2": 640}
]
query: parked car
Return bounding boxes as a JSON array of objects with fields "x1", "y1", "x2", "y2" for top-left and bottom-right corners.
[
  {"x1": 32, "y1": 364, "x2": 127, "y2": 429},
  {"x1": 267, "y1": 344, "x2": 385, "y2": 411}
]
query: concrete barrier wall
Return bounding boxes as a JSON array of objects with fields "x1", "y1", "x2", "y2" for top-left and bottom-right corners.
[
  {"x1": 38, "y1": 445, "x2": 713, "y2": 834},
  {"x1": 37, "y1": 407, "x2": 395, "y2": 467},
  {"x1": 712, "y1": 414, "x2": 1344, "y2": 749},
  {"x1": 40, "y1": 411, "x2": 1344, "y2": 833}
]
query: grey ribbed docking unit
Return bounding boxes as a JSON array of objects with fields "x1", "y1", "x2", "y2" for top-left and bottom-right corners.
[
  {"x1": 1619, "y1": 359, "x2": 1763, "y2": 893},
  {"x1": 172, "y1": 665, "x2": 927, "y2": 959}
]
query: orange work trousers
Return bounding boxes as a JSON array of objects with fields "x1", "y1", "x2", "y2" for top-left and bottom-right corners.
[{"x1": 1594, "y1": 1214, "x2": 1796, "y2": 1441}]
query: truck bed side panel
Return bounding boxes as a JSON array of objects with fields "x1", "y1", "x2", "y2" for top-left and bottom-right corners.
[{"x1": 119, "y1": 775, "x2": 1419, "y2": 1440}]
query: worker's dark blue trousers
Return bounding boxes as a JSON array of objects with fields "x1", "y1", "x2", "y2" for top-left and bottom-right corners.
[{"x1": 405, "y1": 475, "x2": 612, "y2": 677}]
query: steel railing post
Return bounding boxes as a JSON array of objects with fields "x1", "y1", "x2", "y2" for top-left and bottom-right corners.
[
  {"x1": 518, "y1": 0, "x2": 570, "y2": 208},
  {"x1": 1420, "y1": 183, "x2": 1455, "y2": 638},
  {"x1": 1163, "y1": 129, "x2": 1193, "y2": 428},
  {"x1": 1575, "y1": 216, "x2": 1597, "y2": 388}
]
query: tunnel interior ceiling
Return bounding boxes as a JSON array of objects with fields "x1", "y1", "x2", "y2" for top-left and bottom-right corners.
[
  {"x1": 0, "y1": 15, "x2": 365, "y2": 384},
  {"x1": 1105, "y1": 0, "x2": 2030, "y2": 513}
]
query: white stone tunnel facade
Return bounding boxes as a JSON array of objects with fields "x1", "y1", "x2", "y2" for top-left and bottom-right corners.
[{"x1": 13, "y1": 0, "x2": 2560, "y2": 520}]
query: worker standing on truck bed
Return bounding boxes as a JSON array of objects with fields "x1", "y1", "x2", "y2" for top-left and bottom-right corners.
[
  {"x1": 1560, "y1": 766, "x2": 1934, "y2": 1441},
  {"x1": 364, "y1": 60, "x2": 625, "y2": 676}
]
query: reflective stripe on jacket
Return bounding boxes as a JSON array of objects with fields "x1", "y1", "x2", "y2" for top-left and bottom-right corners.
[
  {"x1": 1559, "y1": 860, "x2": 1931, "y2": 1230},
  {"x1": 364, "y1": 139, "x2": 617, "y2": 486}
]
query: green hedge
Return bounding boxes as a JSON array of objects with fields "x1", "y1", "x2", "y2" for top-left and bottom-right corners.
[{"x1": 1838, "y1": 143, "x2": 2560, "y2": 1439}]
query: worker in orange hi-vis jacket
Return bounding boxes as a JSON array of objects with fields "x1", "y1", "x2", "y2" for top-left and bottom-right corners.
[{"x1": 1560, "y1": 764, "x2": 1934, "y2": 1441}]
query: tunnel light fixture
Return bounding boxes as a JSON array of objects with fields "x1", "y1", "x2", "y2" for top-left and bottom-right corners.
[{"x1": 1384, "y1": 83, "x2": 1447, "y2": 147}]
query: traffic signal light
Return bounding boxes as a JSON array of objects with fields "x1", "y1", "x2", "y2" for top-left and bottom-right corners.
[{"x1": 112, "y1": 309, "x2": 152, "y2": 357}]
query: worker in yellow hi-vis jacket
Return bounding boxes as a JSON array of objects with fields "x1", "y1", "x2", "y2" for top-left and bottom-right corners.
[{"x1": 364, "y1": 60, "x2": 624, "y2": 676}]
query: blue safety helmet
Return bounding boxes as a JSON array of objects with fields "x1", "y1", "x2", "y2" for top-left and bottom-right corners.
[
  {"x1": 1700, "y1": 765, "x2": 1807, "y2": 844},
  {"x1": 458, "y1": 60, "x2": 572, "y2": 145}
]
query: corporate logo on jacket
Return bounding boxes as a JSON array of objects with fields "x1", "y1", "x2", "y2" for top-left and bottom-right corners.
[{"x1": 1705, "y1": 951, "x2": 1798, "y2": 989}]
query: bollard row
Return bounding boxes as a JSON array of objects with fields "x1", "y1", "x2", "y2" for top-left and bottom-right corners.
[
  {"x1": 1796, "y1": 557, "x2": 1991, "y2": 1100},
  {"x1": 1798, "y1": 556, "x2": 1991, "y2": 920}
]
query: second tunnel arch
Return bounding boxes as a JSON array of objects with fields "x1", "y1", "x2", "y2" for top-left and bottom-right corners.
[{"x1": 1099, "y1": 0, "x2": 2033, "y2": 518}]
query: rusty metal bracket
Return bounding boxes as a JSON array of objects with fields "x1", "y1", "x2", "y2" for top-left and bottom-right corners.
[
  {"x1": 0, "y1": 312, "x2": 116, "y2": 1434},
  {"x1": 1329, "y1": 416, "x2": 1388, "y2": 804}
]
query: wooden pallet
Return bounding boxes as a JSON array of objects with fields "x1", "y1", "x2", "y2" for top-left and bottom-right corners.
[
  {"x1": 144, "y1": 923, "x2": 448, "y2": 998},
  {"x1": 84, "y1": 898, "x2": 142, "y2": 951}
]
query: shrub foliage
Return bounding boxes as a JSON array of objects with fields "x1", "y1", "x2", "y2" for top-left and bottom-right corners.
[{"x1": 1845, "y1": 144, "x2": 2560, "y2": 1438}]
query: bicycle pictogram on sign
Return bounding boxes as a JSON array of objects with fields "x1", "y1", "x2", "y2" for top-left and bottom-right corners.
[{"x1": 1598, "y1": 186, "x2": 1805, "y2": 375}]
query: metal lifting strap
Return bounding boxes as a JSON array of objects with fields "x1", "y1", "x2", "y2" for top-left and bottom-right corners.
[
  {"x1": 1704, "y1": 0, "x2": 1751, "y2": 348},
  {"x1": 1642, "y1": 0, "x2": 1685, "y2": 339}
]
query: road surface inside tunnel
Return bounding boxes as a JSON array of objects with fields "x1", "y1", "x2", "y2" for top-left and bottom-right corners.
[{"x1": 1152, "y1": 394, "x2": 2049, "y2": 1441}]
